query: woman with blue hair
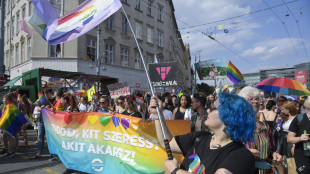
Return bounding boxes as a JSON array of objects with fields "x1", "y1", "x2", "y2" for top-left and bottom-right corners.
[{"x1": 149, "y1": 92, "x2": 256, "y2": 174}]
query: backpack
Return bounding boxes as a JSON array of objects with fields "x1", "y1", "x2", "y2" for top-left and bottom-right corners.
[{"x1": 297, "y1": 114, "x2": 304, "y2": 125}]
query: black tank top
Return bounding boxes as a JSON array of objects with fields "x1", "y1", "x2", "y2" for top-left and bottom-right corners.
[
  {"x1": 175, "y1": 107, "x2": 185, "y2": 120},
  {"x1": 262, "y1": 112, "x2": 278, "y2": 129}
]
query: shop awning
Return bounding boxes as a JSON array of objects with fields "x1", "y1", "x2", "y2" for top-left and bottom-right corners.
[{"x1": 3, "y1": 76, "x2": 22, "y2": 87}]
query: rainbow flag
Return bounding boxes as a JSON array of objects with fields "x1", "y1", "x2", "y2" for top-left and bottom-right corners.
[
  {"x1": 135, "y1": 95, "x2": 144, "y2": 106},
  {"x1": 0, "y1": 104, "x2": 28, "y2": 138},
  {"x1": 39, "y1": 93, "x2": 47, "y2": 104},
  {"x1": 108, "y1": 106, "x2": 114, "y2": 111},
  {"x1": 21, "y1": 0, "x2": 122, "y2": 45},
  {"x1": 226, "y1": 61, "x2": 244, "y2": 84},
  {"x1": 75, "y1": 90, "x2": 87, "y2": 97},
  {"x1": 221, "y1": 83, "x2": 229, "y2": 92},
  {"x1": 53, "y1": 100, "x2": 65, "y2": 111}
]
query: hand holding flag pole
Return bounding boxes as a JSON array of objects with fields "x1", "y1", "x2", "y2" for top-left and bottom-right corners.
[{"x1": 121, "y1": 6, "x2": 173, "y2": 160}]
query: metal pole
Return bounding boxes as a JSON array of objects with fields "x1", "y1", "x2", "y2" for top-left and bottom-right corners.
[
  {"x1": 194, "y1": 54, "x2": 196, "y2": 93},
  {"x1": 96, "y1": 24, "x2": 101, "y2": 76},
  {"x1": 121, "y1": 6, "x2": 173, "y2": 160},
  {"x1": 0, "y1": 0, "x2": 6, "y2": 77}
]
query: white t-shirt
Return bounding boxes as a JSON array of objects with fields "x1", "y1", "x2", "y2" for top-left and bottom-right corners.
[
  {"x1": 79, "y1": 103, "x2": 90, "y2": 112},
  {"x1": 282, "y1": 119, "x2": 293, "y2": 132},
  {"x1": 149, "y1": 109, "x2": 174, "y2": 120}
]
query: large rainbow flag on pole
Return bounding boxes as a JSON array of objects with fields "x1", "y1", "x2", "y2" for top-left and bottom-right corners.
[
  {"x1": 226, "y1": 61, "x2": 244, "y2": 84},
  {"x1": 21, "y1": 0, "x2": 122, "y2": 45},
  {"x1": 0, "y1": 104, "x2": 28, "y2": 138}
]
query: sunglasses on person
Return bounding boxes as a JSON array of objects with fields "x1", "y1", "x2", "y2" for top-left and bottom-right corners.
[
  {"x1": 99, "y1": 102, "x2": 105, "y2": 104},
  {"x1": 118, "y1": 102, "x2": 124, "y2": 105}
]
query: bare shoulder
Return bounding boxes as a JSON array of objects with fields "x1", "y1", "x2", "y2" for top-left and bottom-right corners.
[{"x1": 215, "y1": 168, "x2": 232, "y2": 174}]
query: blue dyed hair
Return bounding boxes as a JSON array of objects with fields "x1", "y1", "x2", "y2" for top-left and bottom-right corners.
[{"x1": 218, "y1": 92, "x2": 256, "y2": 143}]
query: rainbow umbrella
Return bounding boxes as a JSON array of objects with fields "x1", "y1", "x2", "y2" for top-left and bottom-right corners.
[{"x1": 255, "y1": 77, "x2": 310, "y2": 96}]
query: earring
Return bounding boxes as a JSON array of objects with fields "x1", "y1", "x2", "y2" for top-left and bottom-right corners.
[{"x1": 223, "y1": 126, "x2": 228, "y2": 134}]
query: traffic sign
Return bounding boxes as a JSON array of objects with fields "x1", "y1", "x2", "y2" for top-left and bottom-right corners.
[{"x1": 0, "y1": 76, "x2": 7, "y2": 85}]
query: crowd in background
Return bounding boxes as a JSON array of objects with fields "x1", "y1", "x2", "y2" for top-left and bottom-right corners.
[{"x1": 0, "y1": 86, "x2": 309, "y2": 174}]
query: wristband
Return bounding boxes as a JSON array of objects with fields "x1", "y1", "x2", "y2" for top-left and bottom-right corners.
[{"x1": 171, "y1": 168, "x2": 179, "y2": 174}]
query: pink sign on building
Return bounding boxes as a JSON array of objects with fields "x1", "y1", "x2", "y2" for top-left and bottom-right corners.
[{"x1": 295, "y1": 70, "x2": 307, "y2": 87}]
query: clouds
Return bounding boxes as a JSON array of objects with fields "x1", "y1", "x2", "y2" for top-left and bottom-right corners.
[
  {"x1": 241, "y1": 37, "x2": 304, "y2": 62},
  {"x1": 173, "y1": 0, "x2": 310, "y2": 82}
]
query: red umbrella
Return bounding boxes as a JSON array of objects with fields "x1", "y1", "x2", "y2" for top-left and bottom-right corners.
[{"x1": 255, "y1": 77, "x2": 310, "y2": 96}]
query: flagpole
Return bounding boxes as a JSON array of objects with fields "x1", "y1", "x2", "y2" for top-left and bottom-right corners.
[{"x1": 121, "y1": 6, "x2": 173, "y2": 160}]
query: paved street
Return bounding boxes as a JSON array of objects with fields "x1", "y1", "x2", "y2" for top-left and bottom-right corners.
[{"x1": 0, "y1": 129, "x2": 72, "y2": 174}]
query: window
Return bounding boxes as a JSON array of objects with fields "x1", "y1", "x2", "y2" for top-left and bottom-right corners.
[
  {"x1": 28, "y1": 2, "x2": 32, "y2": 17},
  {"x1": 105, "y1": 44, "x2": 114, "y2": 65},
  {"x1": 16, "y1": 12, "x2": 20, "y2": 34},
  {"x1": 147, "y1": 1, "x2": 152, "y2": 16},
  {"x1": 27, "y1": 37, "x2": 31, "y2": 60},
  {"x1": 147, "y1": 27, "x2": 153, "y2": 43},
  {"x1": 10, "y1": 48, "x2": 14, "y2": 67},
  {"x1": 122, "y1": 16, "x2": 128, "y2": 35},
  {"x1": 7, "y1": 1, "x2": 11, "y2": 14},
  {"x1": 106, "y1": 16, "x2": 113, "y2": 30},
  {"x1": 50, "y1": 0, "x2": 62, "y2": 17},
  {"x1": 158, "y1": 6, "x2": 162, "y2": 21},
  {"x1": 22, "y1": 7, "x2": 25, "y2": 18},
  {"x1": 146, "y1": 54, "x2": 153, "y2": 70},
  {"x1": 21, "y1": 42, "x2": 25, "y2": 63},
  {"x1": 11, "y1": 0, "x2": 16, "y2": 7},
  {"x1": 135, "y1": 22, "x2": 142, "y2": 40},
  {"x1": 135, "y1": 52, "x2": 141, "y2": 69},
  {"x1": 6, "y1": 51, "x2": 9, "y2": 67},
  {"x1": 6, "y1": 23, "x2": 9, "y2": 41},
  {"x1": 12, "y1": 17, "x2": 15, "y2": 36},
  {"x1": 157, "y1": 31, "x2": 163, "y2": 47},
  {"x1": 49, "y1": 44, "x2": 61, "y2": 57},
  {"x1": 15, "y1": 45, "x2": 19, "y2": 65},
  {"x1": 147, "y1": 54, "x2": 153, "y2": 64},
  {"x1": 87, "y1": 38, "x2": 96, "y2": 61},
  {"x1": 121, "y1": 48, "x2": 129, "y2": 67},
  {"x1": 136, "y1": 0, "x2": 141, "y2": 10}
]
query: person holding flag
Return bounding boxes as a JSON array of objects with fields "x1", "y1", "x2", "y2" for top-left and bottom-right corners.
[
  {"x1": 31, "y1": 88, "x2": 55, "y2": 159},
  {"x1": 1, "y1": 94, "x2": 28, "y2": 158},
  {"x1": 149, "y1": 92, "x2": 256, "y2": 174}
]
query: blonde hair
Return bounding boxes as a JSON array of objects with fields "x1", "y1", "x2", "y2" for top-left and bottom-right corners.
[{"x1": 304, "y1": 97, "x2": 310, "y2": 110}]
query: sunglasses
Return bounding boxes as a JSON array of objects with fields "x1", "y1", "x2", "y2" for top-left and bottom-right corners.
[{"x1": 99, "y1": 102, "x2": 105, "y2": 104}]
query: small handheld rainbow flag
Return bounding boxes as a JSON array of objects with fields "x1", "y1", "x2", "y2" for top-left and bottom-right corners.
[
  {"x1": 38, "y1": 92, "x2": 47, "y2": 104},
  {"x1": 135, "y1": 95, "x2": 144, "y2": 106},
  {"x1": 221, "y1": 83, "x2": 229, "y2": 92},
  {"x1": 0, "y1": 104, "x2": 28, "y2": 138},
  {"x1": 226, "y1": 61, "x2": 244, "y2": 84},
  {"x1": 53, "y1": 99, "x2": 65, "y2": 111}
]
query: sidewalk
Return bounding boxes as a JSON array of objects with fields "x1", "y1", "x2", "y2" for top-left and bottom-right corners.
[{"x1": 0, "y1": 129, "x2": 60, "y2": 174}]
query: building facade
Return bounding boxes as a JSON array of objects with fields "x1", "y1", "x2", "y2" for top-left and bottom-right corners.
[
  {"x1": 238, "y1": 62, "x2": 310, "y2": 91},
  {"x1": 2, "y1": 0, "x2": 192, "y2": 92}
]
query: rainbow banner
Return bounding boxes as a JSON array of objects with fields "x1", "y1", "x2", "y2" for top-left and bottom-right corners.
[
  {"x1": 21, "y1": 0, "x2": 122, "y2": 45},
  {"x1": 42, "y1": 108, "x2": 190, "y2": 173},
  {"x1": 0, "y1": 104, "x2": 28, "y2": 138},
  {"x1": 226, "y1": 61, "x2": 244, "y2": 84}
]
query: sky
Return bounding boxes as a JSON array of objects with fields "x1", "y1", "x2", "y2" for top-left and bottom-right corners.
[{"x1": 173, "y1": 0, "x2": 310, "y2": 85}]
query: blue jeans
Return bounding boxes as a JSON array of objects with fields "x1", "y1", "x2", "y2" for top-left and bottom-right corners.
[{"x1": 37, "y1": 122, "x2": 45, "y2": 153}]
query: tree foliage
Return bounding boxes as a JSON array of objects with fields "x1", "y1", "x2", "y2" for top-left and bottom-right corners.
[{"x1": 197, "y1": 82, "x2": 215, "y2": 96}]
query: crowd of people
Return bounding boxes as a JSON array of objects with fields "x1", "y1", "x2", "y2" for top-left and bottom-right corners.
[{"x1": 0, "y1": 85, "x2": 309, "y2": 174}]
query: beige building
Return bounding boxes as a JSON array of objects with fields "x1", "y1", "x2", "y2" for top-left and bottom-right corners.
[{"x1": 3, "y1": 0, "x2": 192, "y2": 92}]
